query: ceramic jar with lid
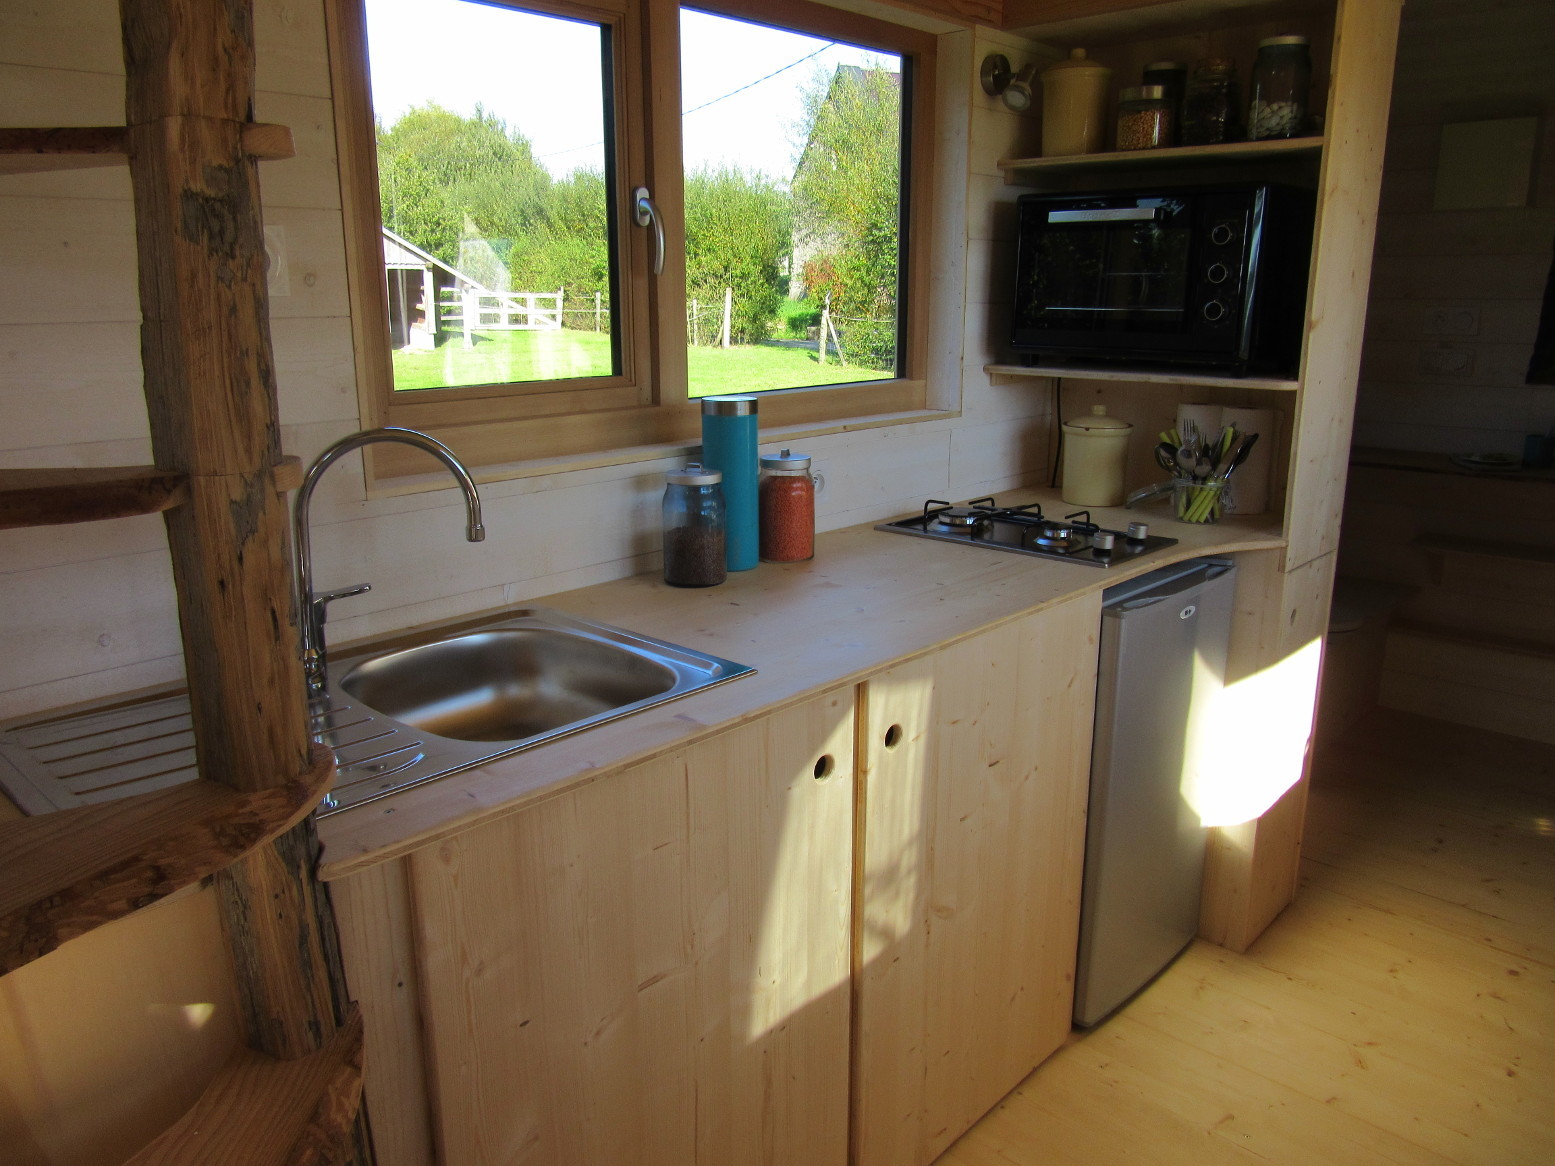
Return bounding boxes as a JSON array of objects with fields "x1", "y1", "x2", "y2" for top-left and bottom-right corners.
[
  {"x1": 1248, "y1": 35, "x2": 1312, "y2": 140},
  {"x1": 1040, "y1": 48, "x2": 1112, "y2": 157},
  {"x1": 1061, "y1": 405, "x2": 1134, "y2": 507},
  {"x1": 663, "y1": 463, "x2": 726, "y2": 587},
  {"x1": 758, "y1": 448, "x2": 817, "y2": 562}
]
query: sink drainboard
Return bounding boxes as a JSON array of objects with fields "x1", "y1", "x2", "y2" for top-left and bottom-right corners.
[{"x1": 2, "y1": 613, "x2": 755, "y2": 818}]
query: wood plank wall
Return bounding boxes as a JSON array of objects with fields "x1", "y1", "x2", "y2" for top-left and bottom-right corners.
[
  {"x1": 1338, "y1": 0, "x2": 1555, "y2": 744},
  {"x1": 1352, "y1": 0, "x2": 1555, "y2": 453},
  {"x1": 0, "y1": 1, "x2": 1051, "y2": 729}
]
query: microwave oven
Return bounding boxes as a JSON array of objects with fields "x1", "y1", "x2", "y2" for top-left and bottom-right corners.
[{"x1": 1008, "y1": 184, "x2": 1315, "y2": 376}]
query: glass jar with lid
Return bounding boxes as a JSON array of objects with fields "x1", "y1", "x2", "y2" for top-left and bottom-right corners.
[
  {"x1": 1247, "y1": 35, "x2": 1312, "y2": 140},
  {"x1": 1116, "y1": 85, "x2": 1174, "y2": 151},
  {"x1": 758, "y1": 448, "x2": 817, "y2": 562},
  {"x1": 1141, "y1": 60, "x2": 1187, "y2": 145},
  {"x1": 663, "y1": 462, "x2": 726, "y2": 587},
  {"x1": 1181, "y1": 58, "x2": 1243, "y2": 146}
]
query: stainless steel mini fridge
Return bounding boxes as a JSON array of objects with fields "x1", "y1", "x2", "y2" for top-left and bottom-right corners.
[{"x1": 1073, "y1": 557, "x2": 1236, "y2": 1028}]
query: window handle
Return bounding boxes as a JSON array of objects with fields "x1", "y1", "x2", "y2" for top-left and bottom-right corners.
[{"x1": 633, "y1": 186, "x2": 665, "y2": 276}]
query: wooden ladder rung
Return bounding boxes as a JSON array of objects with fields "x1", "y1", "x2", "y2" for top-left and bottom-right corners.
[
  {"x1": 125, "y1": 1004, "x2": 364, "y2": 1166},
  {"x1": 0, "y1": 744, "x2": 335, "y2": 975}
]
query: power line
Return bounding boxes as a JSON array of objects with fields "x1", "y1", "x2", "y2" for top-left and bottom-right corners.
[{"x1": 535, "y1": 42, "x2": 837, "y2": 162}]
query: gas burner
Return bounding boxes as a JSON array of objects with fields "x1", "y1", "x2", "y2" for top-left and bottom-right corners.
[
  {"x1": 933, "y1": 506, "x2": 988, "y2": 530},
  {"x1": 1028, "y1": 524, "x2": 1077, "y2": 548},
  {"x1": 877, "y1": 496, "x2": 1178, "y2": 569}
]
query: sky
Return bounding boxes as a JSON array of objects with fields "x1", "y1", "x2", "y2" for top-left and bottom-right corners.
[{"x1": 364, "y1": 0, "x2": 898, "y2": 183}]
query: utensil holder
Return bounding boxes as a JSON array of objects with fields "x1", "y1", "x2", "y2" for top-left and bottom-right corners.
[{"x1": 1173, "y1": 479, "x2": 1224, "y2": 524}]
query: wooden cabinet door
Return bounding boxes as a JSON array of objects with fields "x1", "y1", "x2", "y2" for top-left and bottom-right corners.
[
  {"x1": 406, "y1": 688, "x2": 855, "y2": 1166},
  {"x1": 854, "y1": 594, "x2": 1100, "y2": 1166}
]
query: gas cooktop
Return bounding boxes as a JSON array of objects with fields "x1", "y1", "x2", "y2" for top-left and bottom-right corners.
[{"x1": 875, "y1": 498, "x2": 1177, "y2": 568}]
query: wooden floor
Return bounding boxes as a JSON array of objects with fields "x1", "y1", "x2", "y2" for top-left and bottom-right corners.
[{"x1": 937, "y1": 709, "x2": 1555, "y2": 1166}]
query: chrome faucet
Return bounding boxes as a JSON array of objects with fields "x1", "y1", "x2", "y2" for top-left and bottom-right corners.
[{"x1": 292, "y1": 427, "x2": 485, "y2": 694}]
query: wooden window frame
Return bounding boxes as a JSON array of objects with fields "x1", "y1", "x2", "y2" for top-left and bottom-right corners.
[{"x1": 326, "y1": 0, "x2": 940, "y2": 480}]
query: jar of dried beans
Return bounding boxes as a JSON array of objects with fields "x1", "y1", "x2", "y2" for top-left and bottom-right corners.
[
  {"x1": 663, "y1": 463, "x2": 727, "y2": 587},
  {"x1": 1116, "y1": 84, "x2": 1174, "y2": 151},
  {"x1": 758, "y1": 448, "x2": 816, "y2": 563}
]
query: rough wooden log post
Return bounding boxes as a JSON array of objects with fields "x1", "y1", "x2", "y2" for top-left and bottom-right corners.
[{"x1": 119, "y1": 11, "x2": 366, "y2": 1159}]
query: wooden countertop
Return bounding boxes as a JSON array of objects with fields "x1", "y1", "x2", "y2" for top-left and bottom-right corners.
[{"x1": 315, "y1": 491, "x2": 1284, "y2": 879}]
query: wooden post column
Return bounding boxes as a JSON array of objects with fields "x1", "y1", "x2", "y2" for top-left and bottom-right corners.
[{"x1": 119, "y1": 5, "x2": 362, "y2": 1133}]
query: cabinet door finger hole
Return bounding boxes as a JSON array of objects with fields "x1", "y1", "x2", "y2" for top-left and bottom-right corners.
[
  {"x1": 884, "y1": 724, "x2": 903, "y2": 749},
  {"x1": 813, "y1": 754, "x2": 836, "y2": 781}
]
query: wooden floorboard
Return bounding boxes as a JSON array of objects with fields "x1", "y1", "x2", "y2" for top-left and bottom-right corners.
[{"x1": 936, "y1": 709, "x2": 1555, "y2": 1166}]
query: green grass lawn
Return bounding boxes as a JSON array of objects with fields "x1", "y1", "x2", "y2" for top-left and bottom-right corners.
[{"x1": 391, "y1": 329, "x2": 890, "y2": 396}]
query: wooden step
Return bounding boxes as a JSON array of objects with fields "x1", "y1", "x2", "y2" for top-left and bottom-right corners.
[
  {"x1": 0, "y1": 742, "x2": 335, "y2": 974},
  {"x1": 126, "y1": 1004, "x2": 364, "y2": 1166},
  {"x1": 0, "y1": 456, "x2": 303, "y2": 529},
  {"x1": 0, "y1": 123, "x2": 295, "y2": 175}
]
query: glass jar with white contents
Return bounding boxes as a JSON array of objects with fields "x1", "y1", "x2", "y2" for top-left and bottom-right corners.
[{"x1": 1248, "y1": 36, "x2": 1312, "y2": 140}]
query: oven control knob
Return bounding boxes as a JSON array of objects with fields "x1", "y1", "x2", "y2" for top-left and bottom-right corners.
[
  {"x1": 1210, "y1": 223, "x2": 1236, "y2": 246},
  {"x1": 1202, "y1": 300, "x2": 1227, "y2": 322},
  {"x1": 1206, "y1": 262, "x2": 1230, "y2": 284},
  {"x1": 1092, "y1": 530, "x2": 1116, "y2": 553},
  {"x1": 1126, "y1": 522, "x2": 1149, "y2": 541}
]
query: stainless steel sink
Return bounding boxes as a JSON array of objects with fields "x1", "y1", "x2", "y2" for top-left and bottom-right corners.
[{"x1": 312, "y1": 608, "x2": 754, "y2": 814}]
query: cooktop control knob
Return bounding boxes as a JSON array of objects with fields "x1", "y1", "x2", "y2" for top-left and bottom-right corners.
[
  {"x1": 1202, "y1": 300, "x2": 1227, "y2": 322},
  {"x1": 1206, "y1": 261, "x2": 1230, "y2": 284},
  {"x1": 1126, "y1": 522, "x2": 1149, "y2": 541},
  {"x1": 1092, "y1": 530, "x2": 1116, "y2": 553},
  {"x1": 1210, "y1": 223, "x2": 1235, "y2": 246}
]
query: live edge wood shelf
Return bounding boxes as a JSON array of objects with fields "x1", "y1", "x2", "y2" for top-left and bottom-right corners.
[
  {"x1": 0, "y1": 123, "x2": 296, "y2": 174},
  {"x1": 984, "y1": 362, "x2": 1298, "y2": 392},
  {"x1": 0, "y1": 456, "x2": 302, "y2": 530},
  {"x1": 126, "y1": 1005, "x2": 365, "y2": 1166},
  {"x1": 998, "y1": 135, "x2": 1324, "y2": 183},
  {"x1": 0, "y1": 742, "x2": 336, "y2": 976}
]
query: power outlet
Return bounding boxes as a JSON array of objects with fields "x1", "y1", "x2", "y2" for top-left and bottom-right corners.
[
  {"x1": 1418, "y1": 346, "x2": 1476, "y2": 376},
  {"x1": 1423, "y1": 305, "x2": 1480, "y2": 336}
]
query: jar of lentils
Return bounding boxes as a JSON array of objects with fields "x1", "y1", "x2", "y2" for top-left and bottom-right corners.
[
  {"x1": 1116, "y1": 84, "x2": 1174, "y2": 150},
  {"x1": 758, "y1": 448, "x2": 816, "y2": 562},
  {"x1": 663, "y1": 462, "x2": 727, "y2": 587}
]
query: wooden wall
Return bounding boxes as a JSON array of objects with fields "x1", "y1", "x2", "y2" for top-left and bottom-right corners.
[
  {"x1": 0, "y1": 0, "x2": 1052, "y2": 728},
  {"x1": 1337, "y1": 0, "x2": 1555, "y2": 743},
  {"x1": 1352, "y1": 0, "x2": 1555, "y2": 454}
]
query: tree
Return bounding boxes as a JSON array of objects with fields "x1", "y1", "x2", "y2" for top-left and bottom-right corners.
[
  {"x1": 791, "y1": 64, "x2": 902, "y2": 368},
  {"x1": 683, "y1": 167, "x2": 791, "y2": 345}
]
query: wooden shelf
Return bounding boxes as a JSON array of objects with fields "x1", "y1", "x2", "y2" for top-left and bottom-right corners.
[
  {"x1": 126, "y1": 1004, "x2": 364, "y2": 1166},
  {"x1": 0, "y1": 743, "x2": 335, "y2": 975},
  {"x1": 0, "y1": 466, "x2": 189, "y2": 528},
  {"x1": 0, "y1": 456, "x2": 303, "y2": 530},
  {"x1": 985, "y1": 362, "x2": 1298, "y2": 392},
  {"x1": 0, "y1": 123, "x2": 295, "y2": 176},
  {"x1": 999, "y1": 136, "x2": 1324, "y2": 183}
]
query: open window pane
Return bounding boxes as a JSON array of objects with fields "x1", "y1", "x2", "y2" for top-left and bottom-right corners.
[
  {"x1": 365, "y1": 0, "x2": 617, "y2": 393},
  {"x1": 679, "y1": 8, "x2": 903, "y2": 399}
]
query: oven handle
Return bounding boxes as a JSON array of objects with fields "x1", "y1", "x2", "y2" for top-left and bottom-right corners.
[{"x1": 1048, "y1": 206, "x2": 1162, "y2": 223}]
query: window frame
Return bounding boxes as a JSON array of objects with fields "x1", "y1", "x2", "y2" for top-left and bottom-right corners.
[{"x1": 326, "y1": 0, "x2": 941, "y2": 479}]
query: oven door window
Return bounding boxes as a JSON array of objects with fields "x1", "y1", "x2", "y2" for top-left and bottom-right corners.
[{"x1": 1018, "y1": 200, "x2": 1192, "y2": 334}]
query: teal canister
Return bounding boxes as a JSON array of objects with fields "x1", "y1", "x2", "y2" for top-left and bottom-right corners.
[{"x1": 700, "y1": 395, "x2": 759, "y2": 571}]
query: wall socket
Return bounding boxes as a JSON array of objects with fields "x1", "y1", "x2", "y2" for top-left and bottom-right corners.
[
  {"x1": 1423, "y1": 306, "x2": 1480, "y2": 336},
  {"x1": 1418, "y1": 346, "x2": 1476, "y2": 377}
]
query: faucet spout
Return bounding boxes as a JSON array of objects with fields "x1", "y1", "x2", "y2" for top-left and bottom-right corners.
[{"x1": 292, "y1": 427, "x2": 484, "y2": 694}]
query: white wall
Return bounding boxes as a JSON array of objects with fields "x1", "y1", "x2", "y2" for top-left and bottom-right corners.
[
  {"x1": 1352, "y1": 0, "x2": 1555, "y2": 454},
  {"x1": 0, "y1": 3, "x2": 1053, "y2": 721}
]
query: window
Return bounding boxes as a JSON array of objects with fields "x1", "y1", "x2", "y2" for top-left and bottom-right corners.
[{"x1": 327, "y1": 0, "x2": 938, "y2": 474}]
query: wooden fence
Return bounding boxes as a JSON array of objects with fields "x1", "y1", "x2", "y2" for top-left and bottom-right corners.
[{"x1": 440, "y1": 287, "x2": 563, "y2": 346}]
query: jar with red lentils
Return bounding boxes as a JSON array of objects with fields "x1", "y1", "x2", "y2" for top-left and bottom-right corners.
[{"x1": 758, "y1": 448, "x2": 816, "y2": 562}]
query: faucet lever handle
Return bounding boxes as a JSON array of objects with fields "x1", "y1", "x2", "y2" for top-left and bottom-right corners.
[{"x1": 313, "y1": 583, "x2": 371, "y2": 626}]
